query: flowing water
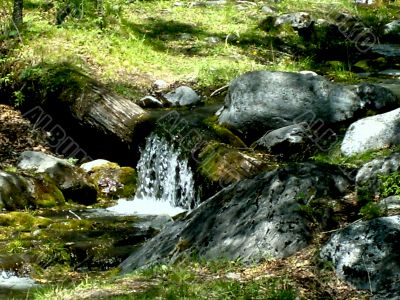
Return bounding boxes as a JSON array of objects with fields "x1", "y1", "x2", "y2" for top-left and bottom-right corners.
[{"x1": 108, "y1": 133, "x2": 198, "y2": 216}]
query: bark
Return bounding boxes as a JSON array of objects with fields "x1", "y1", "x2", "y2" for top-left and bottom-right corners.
[{"x1": 20, "y1": 64, "x2": 152, "y2": 164}]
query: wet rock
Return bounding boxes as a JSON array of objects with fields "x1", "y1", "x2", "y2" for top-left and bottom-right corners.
[
  {"x1": 120, "y1": 163, "x2": 350, "y2": 271},
  {"x1": 164, "y1": 86, "x2": 201, "y2": 106},
  {"x1": 218, "y1": 71, "x2": 398, "y2": 140},
  {"x1": 320, "y1": 216, "x2": 400, "y2": 297},
  {"x1": 81, "y1": 161, "x2": 137, "y2": 199},
  {"x1": 18, "y1": 151, "x2": 97, "y2": 205},
  {"x1": 370, "y1": 44, "x2": 400, "y2": 58},
  {"x1": 341, "y1": 108, "x2": 400, "y2": 156}
]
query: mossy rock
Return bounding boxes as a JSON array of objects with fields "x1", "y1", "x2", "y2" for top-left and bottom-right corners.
[
  {"x1": 87, "y1": 162, "x2": 137, "y2": 199},
  {"x1": 0, "y1": 212, "x2": 51, "y2": 231},
  {"x1": 28, "y1": 173, "x2": 65, "y2": 208},
  {"x1": 197, "y1": 141, "x2": 273, "y2": 187},
  {"x1": 203, "y1": 116, "x2": 246, "y2": 148}
]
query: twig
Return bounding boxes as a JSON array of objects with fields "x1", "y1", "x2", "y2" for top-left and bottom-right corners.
[
  {"x1": 321, "y1": 218, "x2": 363, "y2": 234},
  {"x1": 68, "y1": 209, "x2": 82, "y2": 220},
  {"x1": 210, "y1": 85, "x2": 229, "y2": 97}
]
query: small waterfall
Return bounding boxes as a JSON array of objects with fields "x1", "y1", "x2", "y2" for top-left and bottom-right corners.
[
  {"x1": 108, "y1": 133, "x2": 198, "y2": 216},
  {"x1": 134, "y1": 133, "x2": 197, "y2": 209}
]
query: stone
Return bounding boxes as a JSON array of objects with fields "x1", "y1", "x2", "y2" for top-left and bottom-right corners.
[
  {"x1": 356, "y1": 152, "x2": 400, "y2": 199},
  {"x1": 218, "y1": 71, "x2": 398, "y2": 140},
  {"x1": 164, "y1": 86, "x2": 201, "y2": 106},
  {"x1": 82, "y1": 161, "x2": 137, "y2": 199},
  {"x1": 254, "y1": 123, "x2": 311, "y2": 152},
  {"x1": 341, "y1": 108, "x2": 400, "y2": 156},
  {"x1": 0, "y1": 171, "x2": 64, "y2": 210},
  {"x1": 0, "y1": 171, "x2": 31, "y2": 210},
  {"x1": 320, "y1": 216, "x2": 400, "y2": 298},
  {"x1": 384, "y1": 20, "x2": 400, "y2": 37},
  {"x1": 80, "y1": 159, "x2": 111, "y2": 173},
  {"x1": 274, "y1": 12, "x2": 313, "y2": 30},
  {"x1": 205, "y1": 36, "x2": 220, "y2": 44},
  {"x1": 378, "y1": 196, "x2": 400, "y2": 215},
  {"x1": 18, "y1": 151, "x2": 97, "y2": 205},
  {"x1": 153, "y1": 79, "x2": 168, "y2": 91},
  {"x1": 120, "y1": 163, "x2": 350, "y2": 272},
  {"x1": 261, "y1": 6, "x2": 276, "y2": 14}
]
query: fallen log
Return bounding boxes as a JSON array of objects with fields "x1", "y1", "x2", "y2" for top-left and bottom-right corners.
[{"x1": 18, "y1": 63, "x2": 151, "y2": 164}]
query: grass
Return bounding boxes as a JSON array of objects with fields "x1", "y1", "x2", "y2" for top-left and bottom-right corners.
[
  {"x1": 2, "y1": 0, "x2": 398, "y2": 101},
  {"x1": 33, "y1": 259, "x2": 297, "y2": 300}
]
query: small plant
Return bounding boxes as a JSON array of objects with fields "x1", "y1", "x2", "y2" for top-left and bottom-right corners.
[
  {"x1": 379, "y1": 172, "x2": 400, "y2": 198},
  {"x1": 359, "y1": 202, "x2": 383, "y2": 220}
]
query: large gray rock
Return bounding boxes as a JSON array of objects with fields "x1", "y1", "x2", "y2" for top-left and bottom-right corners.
[
  {"x1": 356, "y1": 152, "x2": 400, "y2": 200},
  {"x1": 18, "y1": 151, "x2": 97, "y2": 205},
  {"x1": 218, "y1": 71, "x2": 398, "y2": 139},
  {"x1": 120, "y1": 163, "x2": 350, "y2": 272},
  {"x1": 320, "y1": 216, "x2": 400, "y2": 298},
  {"x1": 341, "y1": 108, "x2": 400, "y2": 156},
  {"x1": 164, "y1": 86, "x2": 201, "y2": 106}
]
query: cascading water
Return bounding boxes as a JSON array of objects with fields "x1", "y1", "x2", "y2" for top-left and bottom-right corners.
[{"x1": 108, "y1": 133, "x2": 198, "y2": 216}]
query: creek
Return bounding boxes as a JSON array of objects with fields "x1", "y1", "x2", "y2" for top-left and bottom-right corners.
[{"x1": 0, "y1": 132, "x2": 198, "y2": 299}]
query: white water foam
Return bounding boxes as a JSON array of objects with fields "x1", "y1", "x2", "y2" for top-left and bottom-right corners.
[{"x1": 107, "y1": 133, "x2": 198, "y2": 216}]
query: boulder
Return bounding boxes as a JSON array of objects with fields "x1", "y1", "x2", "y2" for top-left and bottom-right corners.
[
  {"x1": 356, "y1": 152, "x2": 400, "y2": 199},
  {"x1": 341, "y1": 108, "x2": 400, "y2": 156},
  {"x1": 18, "y1": 151, "x2": 97, "y2": 205},
  {"x1": 80, "y1": 160, "x2": 137, "y2": 199},
  {"x1": 164, "y1": 86, "x2": 201, "y2": 106},
  {"x1": 0, "y1": 171, "x2": 64, "y2": 210},
  {"x1": 218, "y1": 71, "x2": 398, "y2": 140},
  {"x1": 320, "y1": 216, "x2": 400, "y2": 298},
  {"x1": 120, "y1": 163, "x2": 351, "y2": 272}
]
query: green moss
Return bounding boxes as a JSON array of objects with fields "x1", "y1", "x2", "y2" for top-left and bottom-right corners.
[
  {"x1": 359, "y1": 202, "x2": 384, "y2": 220},
  {"x1": 90, "y1": 163, "x2": 137, "y2": 199},
  {"x1": 19, "y1": 63, "x2": 92, "y2": 106},
  {"x1": 203, "y1": 116, "x2": 246, "y2": 148},
  {"x1": 0, "y1": 212, "x2": 51, "y2": 230},
  {"x1": 31, "y1": 174, "x2": 65, "y2": 208},
  {"x1": 198, "y1": 141, "x2": 268, "y2": 186}
]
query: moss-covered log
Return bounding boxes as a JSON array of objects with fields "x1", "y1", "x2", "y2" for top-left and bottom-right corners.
[{"x1": 18, "y1": 63, "x2": 151, "y2": 164}]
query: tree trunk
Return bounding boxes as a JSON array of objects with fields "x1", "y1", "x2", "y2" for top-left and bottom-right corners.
[
  {"x1": 12, "y1": 0, "x2": 23, "y2": 26},
  {"x1": 20, "y1": 63, "x2": 152, "y2": 165}
]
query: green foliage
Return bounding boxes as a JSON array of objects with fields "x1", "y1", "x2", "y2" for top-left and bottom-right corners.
[
  {"x1": 359, "y1": 202, "x2": 383, "y2": 220},
  {"x1": 379, "y1": 172, "x2": 400, "y2": 198}
]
